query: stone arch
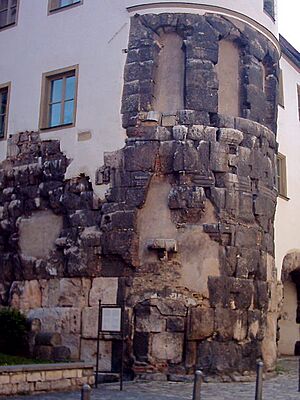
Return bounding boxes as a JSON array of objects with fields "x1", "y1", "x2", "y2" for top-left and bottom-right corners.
[
  {"x1": 215, "y1": 39, "x2": 241, "y2": 117},
  {"x1": 278, "y1": 250, "x2": 300, "y2": 356}
]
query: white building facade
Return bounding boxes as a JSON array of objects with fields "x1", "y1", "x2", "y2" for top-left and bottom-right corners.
[{"x1": 0, "y1": 0, "x2": 299, "y2": 376}]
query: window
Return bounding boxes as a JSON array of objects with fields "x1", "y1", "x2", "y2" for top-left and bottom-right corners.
[
  {"x1": 263, "y1": 0, "x2": 275, "y2": 20},
  {"x1": 0, "y1": 83, "x2": 10, "y2": 140},
  {"x1": 215, "y1": 40, "x2": 240, "y2": 117},
  {"x1": 49, "y1": 0, "x2": 82, "y2": 13},
  {"x1": 153, "y1": 32, "x2": 185, "y2": 113},
  {"x1": 278, "y1": 69, "x2": 284, "y2": 108},
  {"x1": 277, "y1": 153, "x2": 288, "y2": 199},
  {"x1": 40, "y1": 66, "x2": 78, "y2": 130},
  {"x1": 297, "y1": 85, "x2": 300, "y2": 121},
  {"x1": 0, "y1": 0, "x2": 18, "y2": 29}
]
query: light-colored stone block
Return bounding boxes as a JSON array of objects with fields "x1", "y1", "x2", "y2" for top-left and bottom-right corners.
[
  {"x1": 89, "y1": 277, "x2": 118, "y2": 306},
  {"x1": 45, "y1": 370, "x2": 63, "y2": 381},
  {"x1": 16, "y1": 382, "x2": 30, "y2": 393},
  {"x1": 50, "y1": 378, "x2": 71, "y2": 390},
  {"x1": 80, "y1": 339, "x2": 112, "y2": 371},
  {"x1": 10, "y1": 280, "x2": 42, "y2": 312},
  {"x1": 62, "y1": 369, "x2": 77, "y2": 379},
  {"x1": 26, "y1": 371, "x2": 43, "y2": 382},
  {"x1": 151, "y1": 332, "x2": 184, "y2": 363},
  {"x1": 0, "y1": 383, "x2": 13, "y2": 395},
  {"x1": 82, "y1": 307, "x2": 98, "y2": 338},
  {"x1": 19, "y1": 210, "x2": 63, "y2": 259},
  {"x1": 0, "y1": 374, "x2": 10, "y2": 384},
  {"x1": 10, "y1": 372, "x2": 26, "y2": 384},
  {"x1": 35, "y1": 381, "x2": 50, "y2": 391},
  {"x1": 27, "y1": 307, "x2": 81, "y2": 334}
]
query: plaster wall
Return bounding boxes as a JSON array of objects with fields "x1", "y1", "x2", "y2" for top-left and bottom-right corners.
[
  {"x1": 275, "y1": 56, "x2": 300, "y2": 278},
  {"x1": 278, "y1": 281, "x2": 299, "y2": 355}
]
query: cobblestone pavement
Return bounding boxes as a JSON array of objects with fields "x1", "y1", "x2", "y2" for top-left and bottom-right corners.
[{"x1": 4, "y1": 358, "x2": 300, "y2": 400}]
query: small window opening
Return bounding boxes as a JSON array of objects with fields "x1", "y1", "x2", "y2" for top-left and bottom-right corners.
[
  {"x1": 264, "y1": 0, "x2": 275, "y2": 20},
  {"x1": 153, "y1": 32, "x2": 185, "y2": 113},
  {"x1": 215, "y1": 40, "x2": 240, "y2": 117},
  {"x1": 277, "y1": 153, "x2": 288, "y2": 198}
]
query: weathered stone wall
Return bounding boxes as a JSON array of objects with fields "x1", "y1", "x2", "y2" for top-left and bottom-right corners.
[
  {"x1": 114, "y1": 12, "x2": 280, "y2": 377},
  {"x1": 0, "y1": 11, "x2": 281, "y2": 379},
  {"x1": 0, "y1": 132, "x2": 116, "y2": 369}
]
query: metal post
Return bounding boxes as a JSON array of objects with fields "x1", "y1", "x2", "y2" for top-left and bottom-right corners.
[
  {"x1": 120, "y1": 300, "x2": 125, "y2": 391},
  {"x1": 81, "y1": 384, "x2": 92, "y2": 400},
  {"x1": 298, "y1": 357, "x2": 300, "y2": 392},
  {"x1": 95, "y1": 300, "x2": 101, "y2": 388},
  {"x1": 255, "y1": 361, "x2": 264, "y2": 400},
  {"x1": 192, "y1": 370, "x2": 204, "y2": 400}
]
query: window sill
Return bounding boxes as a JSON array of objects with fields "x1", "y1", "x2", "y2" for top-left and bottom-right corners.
[
  {"x1": 40, "y1": 123, "x2": 74, "y2": 132},
  {"x1": 49, "y1": 1, "x2": 82, "y2": 15},
  {"x1": 278, "y1": 194, "x2": 290, "y2": 201},
  {"x1": 0, "y1": 22, "x2": 16, "y2": 32}
]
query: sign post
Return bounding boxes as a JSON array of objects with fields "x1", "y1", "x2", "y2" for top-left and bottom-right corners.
[{"x1": 95, "y1": 301, "x2": 125, "y2": 391}]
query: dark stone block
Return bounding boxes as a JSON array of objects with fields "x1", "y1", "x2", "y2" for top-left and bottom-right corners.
[
  {"x1": 254, "y1": 281, "x2": 269, "y2": 311},
  {"x1": 121, "y1": 94, "x2": 140, "y2": 114},
  {"x1": 124, "y1": 142, "x2": 159, "y2": 172},
  {"x1": 133, "y1": 332, "x2": 149, "y2": 362},
  {"x1": 167, "y1": 317, "x2": 185, "y2": 332}
]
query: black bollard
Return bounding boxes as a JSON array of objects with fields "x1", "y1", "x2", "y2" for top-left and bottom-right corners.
[
  {"x1": 255, "y1": 361, "x2": 263, "y2": 400},
  {"x1": 192, "y1": 370, "x2": 204, "y2": 400},
  {"x1": 81, "y1": 384, "x2": 92, "y2": 400}
]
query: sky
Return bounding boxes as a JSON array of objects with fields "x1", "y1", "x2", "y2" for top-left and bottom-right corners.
[{"x1": 277, "y1": 0, "x2": 300, "y2": 51}]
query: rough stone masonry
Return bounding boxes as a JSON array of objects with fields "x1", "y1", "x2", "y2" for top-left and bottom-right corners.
[{"x1": 0, "y1": 12, "x2": 282, "y2": 378}]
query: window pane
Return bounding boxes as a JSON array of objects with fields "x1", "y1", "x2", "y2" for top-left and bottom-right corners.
[
  {"x1": 60, "y1": 0, "x2": 72, "y2": 6},
  {"x1": 8, "y1": 6, "x2": 16, "y2": 24},
  {"x1": 49, "y1": 103, "x2": 61, "y2": 127},
  {"x1": 0, "y1": 10, "x2": 7, "y2": 27},
  {"x1": 0, "y1": 114, "x2": 5, "y2": 138},
  {"x1": 0, "y1": 0, "x2": 8, "y2": 12},
  {"x1": 11, "y1": 0, "x2": 17, "y2": 6},
  {"x1": 65, "y1": 75, "x2": 75, "y2": 101},
  {"x1": 0, "y1": 90, "x2": 7, "y2": 114},
  {"x1": 50, "y1": 78, "x2": 63, "y2": 103},
  {"x1": 63, "y1": 100, "x2": 74, "y2": 124}
]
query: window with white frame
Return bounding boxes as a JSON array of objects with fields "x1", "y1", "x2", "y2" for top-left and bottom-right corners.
[
  {"x1": 40, "y1": 66, "x2": 78, "y2": 130},
  {"x1": 49, "y1": 0, "x2": 82, "y2": 13},
  {"x1": 0, "y1": 0, "x2": 18, "y2": 29},
  {"x1": 277, "y1": 153, "x2": 288, "y2": 199},
  {"x1": 0, "y1": 84, "x2": 10, "y2": 140}
]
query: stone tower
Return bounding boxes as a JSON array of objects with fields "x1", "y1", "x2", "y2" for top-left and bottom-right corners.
[
  {"x1": 100, "y1": 0, "x2": 281, "y2": 376},
  {"x1": 0, "y1": 0, "x2": 281, "y2": 378}
]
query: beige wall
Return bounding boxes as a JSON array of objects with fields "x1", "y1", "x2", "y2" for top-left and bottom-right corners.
[
  {"x1": 275, "y1": 56, "x2": 300, "y2": 279},
  {"x1": 278, "y1": 281, "x2": 299, "y2": 355}
]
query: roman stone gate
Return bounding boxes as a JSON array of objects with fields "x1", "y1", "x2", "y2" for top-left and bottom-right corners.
[{"x1": 0, "y1": 10, "x2": 281, "y2": 378}]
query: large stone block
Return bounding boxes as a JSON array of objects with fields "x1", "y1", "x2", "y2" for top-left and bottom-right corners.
[
  {"x1": 27, "y1": 307, "x2": 81, "y2": 334},
  {"x1": 151, "y1": 332, "x2": 184, "y2": 363},
  {"x1": 82, "y1": 307, "x2": 98, "y2": 338},
  {"x1": 89, "y1": 277, "x2": 118, "y2": 306},
  {"x1": 80, "y1": 339, "x2": 112, "y2": 370},
  {"x1": 18, "y1": 211, "x2": 63, "y2": 259},
  {"x1": 188, "y1": 307, "x2": 214, "y2": 340},
  {"x1": 135, "y1": 305, "x2": 166, "y2": 333},
  {"x1": 41, "y1": 278, "x2": 91, "y2": 308},
  {"x1": 9, "y1": 280, "x2": 42, "y2": 312}
]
